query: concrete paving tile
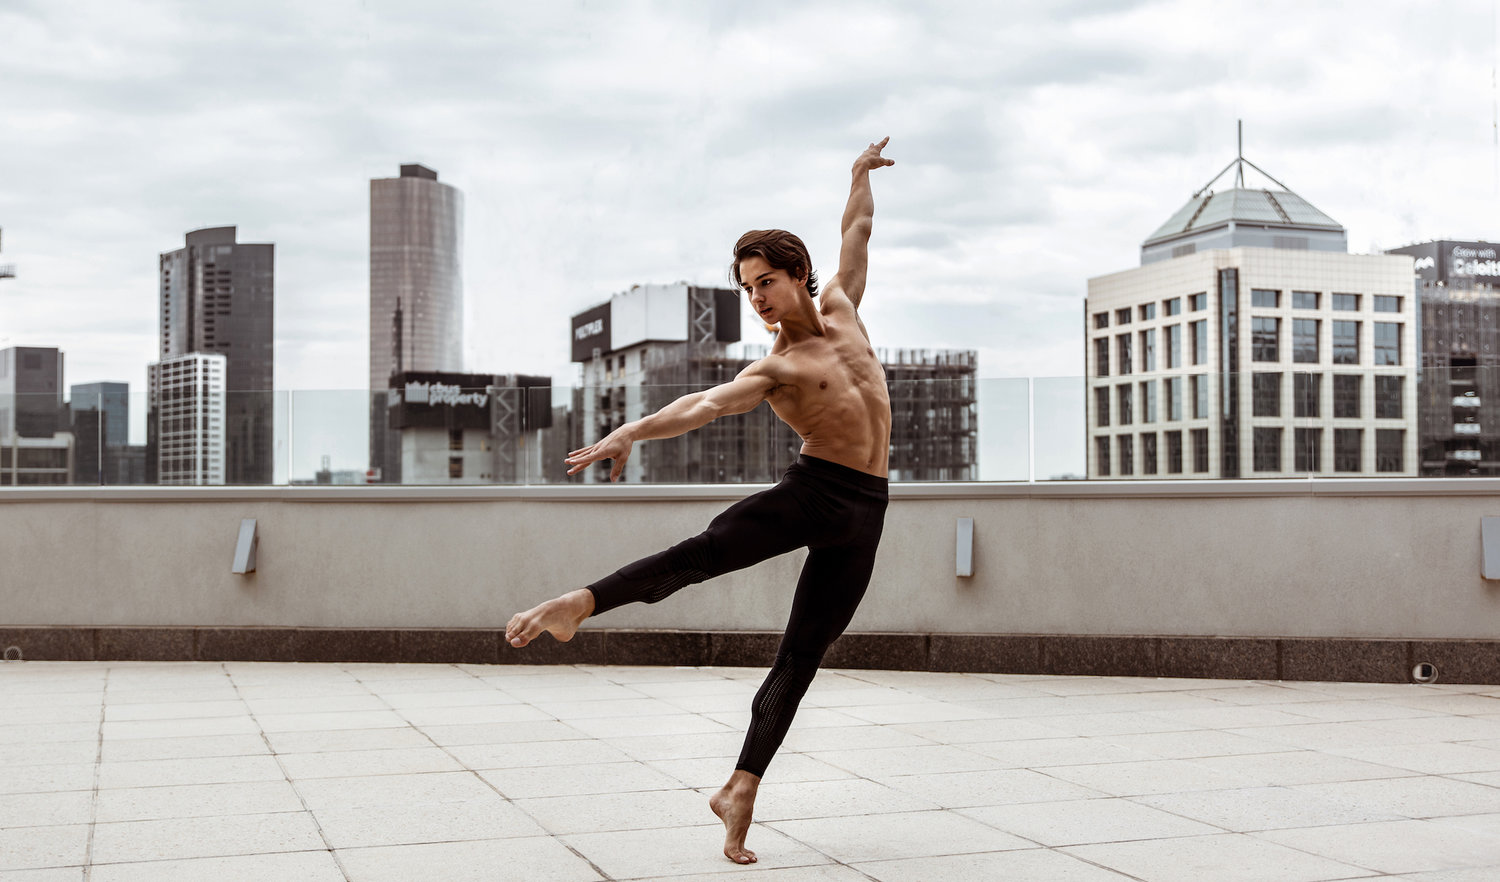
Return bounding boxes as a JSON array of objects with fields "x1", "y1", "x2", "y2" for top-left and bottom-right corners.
[
  {"x1": 88, "y1": 849, "x2": 345, "y2": 882},
  {"x1": 504, "y1": 683, "x2": 653, "y2": 703},
  {"x1": 834, "y1": 701, "x2": 999, "y2": 725},
  {"x1": 752, "y1": 778, "x2": 939, "y2": 820},
  {"x1": 873, "y1": 767, "x2": 1106, "y2": 808},
  {"x1": 94, "y1": 780, "x2": 304, "y2": 823},
  {"x1": 0, "y1": 723, "x2": 102, "y2": 742},
  {"x1": 0, "y1": 791, "x2": 94, "y2": 828},
  {"x1": 0, "y1": 825, "x2": 89, "y2": 871},
  {"x1": 566, "y1": 713, "x2": 734, "y2": 740},
  {"x1": 254, "y1": 709, "x2": 411, "y2": 733},
  {"x1": 516, "y1": 787, "x2": 713, "y2": 835},
  {"x1": 3, "y1": 706, "x2": 103, "y2": 725},
  {"x1": 1175, "y1": 684, "x2": 1332, "y2": 706},
  {"x1": 0, "y1": 763, "x2": 95, "y2": 795},
  {"x1": 1145, "y1": 706, "x2": 1319, "y2": 730},
  {"x1": 646, "y1": 754, "x2": 854, "y2": 789},
  {"x1": 1328, "y1": 742, "x2": 1500, "y2": 775},
  {"x1": 768, "y1": 809, "x2": 1033, "y2": 864},
  {"x1": 342, "y1": 664, "x2": 466, "y2": 681},
  {"x1": 97, "y1": 754, "x2": 285, "y2": 789},
  {"x1": 312, "y1": 795, "x2": 546, "y2": 848},
  {"x1": 1365, "y1": 715, "x2": 1500, "y2": 742},
  {"x1": 1032, "y1": 711, "x2": 1200, "y2": 737},
  {"x1": 376, "y1": 689, "x2": 522, "y2": 709},
  {"x1": 857, "y1": 847, "x2": 1139, "y2": 881},
  {"x1": 241, "y1": 695, "x2": 390, "y2": 716},
  {"x1": 1258, "y1": 819, "x2": 1500, "y2": 875},
  {"x1": 262, "y1": 726, "x2": 431, "y2": 754},
  {"x1": 805, "y1": 745, "x2": 994, "y2": 778},
  {"x1": 1430, "y1": 811, "x2": 1500, "y2": 839},
  {"x1": 0, "y1": 868, "x2": 86, "y2": 881},
  {"x1": 885, "y1": 716, "x2": 1070, "y2": 745},
  {"x1": 1063, "y1": 832, "x2": 1368, "y2": 882},
  {"x1": 1190, "y1": 750, "x2": 1420, "y2": 786},
  {"x1": 662, "y1": 692, "x2": 759, "y2": 714},
  {"x1": 1136, "y1": 786, "x2": 1402, "y2": 831},
  {"x1": 652, "y1": 867, "x2": 871, "y2": 882},
  {"x1": 1040, "y1": 758, "x2": 1254, "y2": 796},
  {"x1": 789, "y1": 686, "x2": 912, "y2": 708},
  {"x1": 0, "y1": 741, "x2": 99, "y2": 768},
  {"x1": 337, "y1": 835, "x2": 603, "y2": 882},
  {"x1": 105, "y1": 687, "x2": 240, "y2": 706},
  {"x1": 1386, "y1": 694, "x2": 1500, "y2": 715},
  {"x1": 478, "y1": 761, "x2": 683, "y2": 798},
  {"x1": 780, "y1": 725, "x2": 933, "y2": 754},
  {"x1": 449, "y1": 737, "x2": 633, "y2": 770},
  {"x1": 90, "y1": 810, "x2": 325, "y2": 864},
  {"x1": 965, "y1": 736, "x2": 1153, "y2": 769},
  {"x1": 104, "y1": 700, "x2": 248, "y2": 722},
  {"x1": 604, "y1": 730, "x2": 747, "y2": 761},
  {"x1": 278, "y1": 746, "x2": 463, "y2": 779},
  {"x1": 702, "y1": 708, "x2": 870, "y2": 731},
  {"x1": 1452, "y1": 770, "x2": 1500, "y2": 787},
  {"x1": 961, "y1": 796, "x2": 1219, "y2": 846},
  {"x1": 1091, "y1": 729, "x2": 1287, "y2": 760},
  {"x1": 1228, "y1": 721, "x2": 1431, "y2": 751},
  {"x1": 99, "y1": 733, "x2": 270, "y2": 763},
  {"x1": 2, "y1": 690, "x2": 104, "y2": 709},
  {"x1": 101, "y1": 715, "x2": 260, "y2": 740},
  {"x1": 1397, "y1": 869, "x2": 1500, "y2": 882},
  {"x1": 1293, "y1": 776, "x2": 1500, "y2": 819},
  {"x1": 1276, "y1": 682, "x2": 1428, "y2": 700},
  {"x1": 232, "y1": 682, "x2": 372, "y2": 700},
  {"x1": 1262, "y1": 700, "x2": 1448, "y2": 723},
  {"x1": 563, "y1": 823, "x2": 833, "y2": 878},
  {"x1": 395, "y1": 704, "x2": 553, "y2": 727},
  {"x1": 292, "y1": 771, "x2": 495, "y2": 811},
  {"x1": 1049, "y1": 692, "x2": 1227, "y2": 715}
]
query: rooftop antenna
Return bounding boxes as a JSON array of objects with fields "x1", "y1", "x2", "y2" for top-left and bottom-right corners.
[
  {"x1": 1235, "y1": 119, "x2": 1245, "y2": 189},
  {"x1": 1192, "y1": 120, "x2": 1297, "y2": 198}
]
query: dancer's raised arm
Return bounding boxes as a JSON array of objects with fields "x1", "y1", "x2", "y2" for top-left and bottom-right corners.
[{"x1": 828, "y1": 136, "x2": 894, "y2": 310}]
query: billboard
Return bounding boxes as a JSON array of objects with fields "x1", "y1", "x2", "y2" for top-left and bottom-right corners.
[
  {"x1": 570, "y1": 303, "x2": 611, "y2": 362},
  {"x1": 388, "y1": 371, "x2": 495, "y2": 430},
  {"x1": 1387, "y1": 240, "x2": 1499, "y2": 284}
]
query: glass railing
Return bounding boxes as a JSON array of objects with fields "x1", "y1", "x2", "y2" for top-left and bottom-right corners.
[{"x1": 0, "y1": 366, "x2": 1492, "y2": 486}]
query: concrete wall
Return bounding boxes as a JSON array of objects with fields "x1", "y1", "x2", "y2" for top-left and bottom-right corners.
[{"x1": 3, "y1": 481, "x2": 1499, "y2": 641}]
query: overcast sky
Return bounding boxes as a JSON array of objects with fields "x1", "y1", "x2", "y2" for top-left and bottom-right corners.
[{"x1": 2, "y1": 0, "x2": 1498, "y2": 475}]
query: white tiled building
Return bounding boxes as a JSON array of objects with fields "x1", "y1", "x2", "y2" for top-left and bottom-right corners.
[
  {"x1": 147, "y1": 353, "x2": 227, "y2": 485},
  {"x1": 1086, "y1": 159, "x2": 1417, "y2": 479}
]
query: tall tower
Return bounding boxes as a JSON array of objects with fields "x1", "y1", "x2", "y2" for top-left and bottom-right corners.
[
  {"x1": 158, "y1": 226, "x2": 274, "y2": 484},
  {"x1": 369, "y1": 164, "x2": 464, "y2": 482}
]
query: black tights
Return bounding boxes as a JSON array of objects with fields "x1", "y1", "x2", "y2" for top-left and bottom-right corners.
[{"x1": 587, "y1": 454, "x2": 888, "y2": 778}]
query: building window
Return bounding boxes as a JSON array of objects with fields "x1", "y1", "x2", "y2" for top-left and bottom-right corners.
[
  {"x1": 1334, "y1": 428, "x2": 1362, "y2": 472},
  {"x1": 1165, "y1": 430, "x2": 1183, "y2": 474},
  {"x1": 1295, "y1": 427, "x2": 1322, "y2": 472},
  {"x1": 1376, "y1": 429, "x2": 1404, "y2": 473},
  {"x1": 1292, "y1": 290, "x2": 1319, "y2": 309},
  {"x1": 1095, "y1": 337, "x2": 1110, "y2": 377},
  {"x1": 1165, "y1": 376, "x2": 1183, "y2": 421},
  {"x1": 448, "y1": 429, "x2": 463, "y2": 451},
  {"x1": 1164, "y1": 297, "x2": 1181, "y2": 316},
  {"x1": 1374, "y1": 323, "x2": 1401, "y2": 366},
  {"x1": 1140, "y1": 329, "x2": 1156, "y2": 371},
  {"x1": 1252, "y1": 317, "x2": 1280, "y2": 362},
  {"x1": 1253, "y1": 427, "x2": 1282, "y2": 472},
  {"x1": 1332, "y1": 321, "x2": 1360, "y2": 364},
  {"x1": 1192, "y1": 374, "x2": 1208, "y2": 419},
  {"x1": 1140, "y1": 381, "x2": 1157, "y2": 423},
  {"x1": 1139, "y1": 303, "x2": 1156, "y2": 321},
  {"x1": 1095, "y1": 436, "x2": 1111, "y2": 476},
  {"x1": 1333, "y1": 374, "x2": 1361, "y2": 418},
  {"x1": 1094, "y1": 312, "x2": 1109, "y2": 329},
  {"x1": 1374, "y1": 295, "x2": 1402, "y2": 313},
  {"x1": 1252, "y1": 372, "x2": 1281, "y2": 417},
  {"x1": 1191, "y1": 320, "x2": 1208, "y2": 365},
  {"x1": 1189, "y1": 292, "x2": 1207, "y2": 311},
  {"x1": 1115, "y1": 308, "x2": 1133, "y2": 325},
  {"x1": 1166, "y1": 324, "x2": 1181, "y2": 368},
  {"x1": 448, "y1": 456, "x2": 464, "y2": 479},
  {"x1": 1293, "y1": 318, "x2": 1319, "y2": 364},
  {"x1": 1118, "y1": 435, "x2": 1134, "y2": 476},
  {"x1": 1117, "y1": 384, "x2": 1133, "y2": 425},
  {"x1": 1251, "y1": 289, "x2": 1280, "y2": 308},
  {"x1": 1375, "y1": 375, "x2": 1403, "y2": 419},
  {"x1": 1191, "y1": 428, "x2": 1210, "y2": 473},
  {"x1": 1332, "y1": 293, "x2": 1360, "y2": 311},
  {"x1": 1141, "y1": 432, "x2": 1158, "y2": 475},
  {"x1": 1095, "y1": 386, "x2": 1110, "y2": 427},
  {"x1": 1294, "y1": 373, "x2": 1321, "y2": 418},
  {"x1": 1117, "y1": 334, "x2": 1133, "y2": 375}
]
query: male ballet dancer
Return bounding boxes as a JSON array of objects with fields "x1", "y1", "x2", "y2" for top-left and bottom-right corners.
[{"x1": 507, "y1": 137, "x2": 895, "y2": 864}]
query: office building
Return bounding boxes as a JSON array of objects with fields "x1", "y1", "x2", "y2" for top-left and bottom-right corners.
[
  {"x1": 1086, "y1": 152, "x2": 1417, "y2": 478},
  {"x1": 159, "y1": 226, "x2": 274, "y2": 484},
  {"x1": 69, "y1": 381, "x2": 143, "y2": 484},
  {"x1": 70, "y1": 382, "x2": 128, "y2": 448},
  {"x1": 385, "y1": 371, "x2": 551, "y2": 484},
  {"x1": 569, "y1": 284, "x2": 977, "y2": 483},
  {"x1": 0, "y1": 347, "x2": 71, "y2": 485},
  {"x1": 146, "y1": 353, "x2": 227, "y2": 485},
  {"x1": 1385, "y1": 240, "x2": 1500, "y2": 475},
  {"x1": 369, "y1": 163, "x2": 464, "y2": 483}
]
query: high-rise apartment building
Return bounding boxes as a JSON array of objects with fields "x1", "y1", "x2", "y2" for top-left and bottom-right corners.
[
  {"x1": 569, "y1": 284, "x2": 977, "y2": 483},
  {"x1": 1086, "y1": 154, "x2": 1417, "y2": 478},
  {"x1": 159, "y1": 226, "x2": 273, "y2": 484},
  {"x1": 1384, "y1": 240, "x2": 1500, "y2": 475},
  {"x1": 146, "y1": 353, "x2": 227, "y2": 485},
  {"x1": 369, "y1": 164, "x2": 464, "y2": 483},
  {"x1": 70, "y1": 382, "x2": 128, "y2": 448},
  {"x1": 0, "y1": 346, "x2": 71, "y2": 485}
]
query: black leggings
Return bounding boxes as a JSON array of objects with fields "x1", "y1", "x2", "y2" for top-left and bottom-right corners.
[{"x1": 587, "y1": 454, "x2": 889, "y2": 778}]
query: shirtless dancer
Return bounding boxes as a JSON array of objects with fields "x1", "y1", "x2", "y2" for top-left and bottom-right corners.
[{"x1": 506, "y1": 137, "x2": 895, "y2": 864}]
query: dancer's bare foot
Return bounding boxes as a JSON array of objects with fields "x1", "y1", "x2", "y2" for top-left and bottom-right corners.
[
  {"x1": 709, "y1": 770, "x2": 760, "y2": 864},
  {"x1": 506, "y1": 589, "x2": 595, "y2": 648}
]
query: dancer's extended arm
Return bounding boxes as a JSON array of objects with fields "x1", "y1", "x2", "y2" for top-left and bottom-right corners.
[
  {"x1": 566, "y1": 362, "x2": 779, "y2": 481},
  {"x1": 827, "y1": 137, "x2": 894, "y2": 311}
]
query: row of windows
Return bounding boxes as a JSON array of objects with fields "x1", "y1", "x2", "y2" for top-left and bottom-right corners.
[
  {"x1": 1092, "y1": 290, "x2": 1402, "y2": 332},
  {"x1": 1095, "y1": 373, "x2": 1406, "y2": 425},
  {"x1": 1094, "y1": 293, "x2": 1207, "y2": 329},
  {"x1": 1095, "y1": 428, "x2": 1406, "y2": 476},
  {"x1": 1094, "y1": 319, "x2": 1403, "y2": 376},
  {"x1": 1095, "y1": 322, "x2": 1211, "y2": 376}
]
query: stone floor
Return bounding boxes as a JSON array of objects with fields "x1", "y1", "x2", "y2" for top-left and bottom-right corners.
[{"x1": 4, "y1": 662, "x2": 1500, "y2": 881}]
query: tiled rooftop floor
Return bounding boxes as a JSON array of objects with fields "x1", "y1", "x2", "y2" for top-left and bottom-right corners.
[{"x1": 4, "y1": 662, "x2": 1500, "y2": 881}]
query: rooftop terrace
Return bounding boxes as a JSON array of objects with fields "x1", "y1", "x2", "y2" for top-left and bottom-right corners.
[{"x1": 5, "y1": 660, "x2": 1500, "y2": 880}]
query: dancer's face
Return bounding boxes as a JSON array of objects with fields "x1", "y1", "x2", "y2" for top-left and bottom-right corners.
[{"x1": 737, "y1": 256, "x2": 805, "y2": 325}]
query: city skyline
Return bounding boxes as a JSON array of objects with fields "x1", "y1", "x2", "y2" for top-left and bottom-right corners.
[{"x1": 2, "y1": 1, "x2": 1497, "y2": 427}]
